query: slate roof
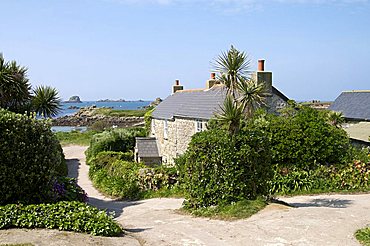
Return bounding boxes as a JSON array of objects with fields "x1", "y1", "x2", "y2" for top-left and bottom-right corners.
[
  {"x1": 135, "y1": 137, "x2": 160, "y2": 157},
  {"x1": 152, "y1": 84, "x2": 288, "y2": 120},
  {"x1": 152, "y1": 85, "x2": 227, "y2": 120},
  {"x1": 329, "y1": 91, "x2": 370, "y2": 121}
]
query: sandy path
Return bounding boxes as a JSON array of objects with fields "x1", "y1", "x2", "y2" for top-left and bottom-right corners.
[{"x1": 60, "y1": 145, "x2": 370, "y2": 246}]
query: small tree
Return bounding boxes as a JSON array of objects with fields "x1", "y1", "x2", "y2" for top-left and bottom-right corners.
[{"x1": 32, "y1": 85, "x2": 62, "y2": 118}]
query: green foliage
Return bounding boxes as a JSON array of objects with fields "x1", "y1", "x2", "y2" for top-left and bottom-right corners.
[
  {"x1": 0, "y1": 201, "x2": 122, "y2": 236},
  {"x1": 88, "y1": 151, "x2": 180, "y2": 199},
  {"x1": 270, "y1": 159, "x2": 370, "y2": 195},
  {"x1": 88, "y1": 121, "x2": 111, "y2": 132},
  {"x1": 266, "y1": 107, "x2": 350, "y2": 170},
  {"x1": 89, "y1": 159, "x2": 145, "y2": 199},
  {"x1": 0, "y1": 55, "x2": 61, "y2": 115},
  {"x1": 32, "y1": 85, "x2": 62, "y2": 118},
  {"x1": 181, "y1": 197, "x2": 267, "y2": 220},
  {"x1": 92, "y1": 108, "x2": 148, "y2": 117},
  {"x1": 144, "y1": 108, "x2": 154, "y2": 136},
  {"x1": 55, "y1": 130, "x2": 97, "y2": 146},
  {"x1": 356, "y1": 227, "x2": 370, "y2": 246},
  {"x1": 85, "y1": 127, "x2": 146, "y2": 161},
  {"x1": 178, "y1": 126, "x2": 272, "y2": 208},
  {"x1": 0, "y1": 109, "x2": 66, "y2": 205},
  {"x1": 0, "y1": 54, "x2": 31, "y2": 113},
  {"x1": 52, "y1": 177, "x2": 88, "y2": 202}
]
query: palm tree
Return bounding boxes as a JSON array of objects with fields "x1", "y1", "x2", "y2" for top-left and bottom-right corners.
[
  {"x1": 216, "y1": 95, "x2": 243, "y2": 134},
  {"x1": 0, "y1": 54, "x2": 31, "y2": 112},
  {"x1": 213, "y1": 45, "x2": 251, "y2": 98},
  {"x1": 213, "y1": 46, "x2": 269, "y2": 132},
  {"x1": 32, "y1": 85, "x2": 62, "y2": 118},
  {"x1": 327, "y1": 111, "x2": 345, "y2": 128},
  {"x1": 237, "y1": 78, "x2": 269, "y2": 118}
]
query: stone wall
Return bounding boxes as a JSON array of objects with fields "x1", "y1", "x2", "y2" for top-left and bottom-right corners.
[
  {"x1": 152, "y1": 118, "x2": 198, "y2": 165},
  {"x1": 268, "y1": 93, "x2": 287, "y2": 114}
]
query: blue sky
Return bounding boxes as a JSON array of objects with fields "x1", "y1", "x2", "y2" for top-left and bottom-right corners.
[{"x1": 1, "y1": 0, "x2": 369, "y2": 101}]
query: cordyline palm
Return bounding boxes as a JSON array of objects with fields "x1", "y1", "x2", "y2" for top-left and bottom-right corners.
[
  {"x1": 0, "y1": 54, "x2": 31, "y2": 112},
  {"x1": 327, "y1": 111, "x2": 345, "y2": 128},
  {"x1": 237, "y1": 78, "x2": 269, "y2": 118},
  {"x1": 213, "y1": 45, "x2": 251, "y2": 98},
  {"x1": 32, "y1": 85, "x2": 62, "y2": 118},
  {"x1": 216, "y1": 95, "x2": 243, "y2": 135}
]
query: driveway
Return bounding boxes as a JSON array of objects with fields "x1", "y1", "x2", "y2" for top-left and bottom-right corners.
[{"x1": 63, "y1": 145, "x2": 370, "y2": 246}]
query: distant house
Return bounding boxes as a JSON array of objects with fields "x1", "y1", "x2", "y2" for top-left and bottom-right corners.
[
  {"x1": 329, "y1": 90, "x2": 370, "y2": 121},
  {"x1": 329, "y1": 90, "x2": 370, "y2": 145},
  {"x1": 135, "y1": 60, "x2": 289, "y2": 165}
]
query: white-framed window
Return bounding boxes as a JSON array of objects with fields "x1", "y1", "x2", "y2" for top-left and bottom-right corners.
[
  {"x1": 195, "y1": 120, "x2": 203, "y2": 133},
  {"x1": 164, "y1": 120, "x2": 168, "y2": 139}
]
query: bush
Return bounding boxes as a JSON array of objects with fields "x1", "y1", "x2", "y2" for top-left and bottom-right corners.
[
  {"x1": 266, "y1": 107, "x2": 350, "y2": 170},
  {"x1": 0, "y1": 109, "x2": 66, "y2": 205},
  {"x1": 86, "y1": 128, "x2": 145, "y2": 161},
  {"x1": 52, "y1": 177, "x2": 88, "y2": 202},
  {"x1": 270, "y1": 160, "x2": 370, "y2": 194},
  {"x1": 0, "y1": 201, "x2": 122, "y2": 236},
  {"x1": 89, "y1": 159, "x2": 145, "y2": 199},
  {"x1": 178, "y1": 126, "x2": 272, "y2": 208}
]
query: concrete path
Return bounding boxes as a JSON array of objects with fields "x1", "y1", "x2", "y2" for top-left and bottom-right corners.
[{"x1": 64, "y1": 145, "x2": 370, "y2": 246}]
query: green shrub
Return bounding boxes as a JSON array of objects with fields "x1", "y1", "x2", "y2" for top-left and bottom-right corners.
[
  {"x1": 55, "y1": 130, "x2": 97, "y2": 146},
  {"x1": 356, "y1": 227, "x2": 370, "y2": 246},
  {"x1": 85, "y1": 128, "x2": 145, "y2": 161},
  {"x1": 88, "y1": 151, "x2": 134, "y2": 169},
  {"x1": 0, "y1": 109, "x2": 66, "y2": 205},
  {"x1": 52, "y1": 177, "x2": 88, "y2": 202},
  {"x1": 178, "y1": 126, "x2": 272, "y2": 208},
  {"x1": 89, "y1": 159, "x2": 145, "y2": 199},
  {"x1": 138, "y1": 166, "x2": 178, "y2": 191},
  {"x1": 144, "y1": 108, "x2": 154, "y2": 136},
  {"x1": 270, "y1": 160, "x2": 370, "y2": 195},
  {"x1": 0, "y1": 201, "x2": 122, "y2": 236},
  {"x1": 266, "y1": 107, "x2": 350, "y2": 170}
]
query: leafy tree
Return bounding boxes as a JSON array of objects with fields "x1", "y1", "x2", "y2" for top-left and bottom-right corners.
[
  {"x1": 32, "y1": 85, "x2": 62, "y2": 118},
  {"x1": 212, "y1": 46, "x2": 269, "y2": 131},
  {"x1": 0, "y1": 54, "x2": 61, "y2": 116},
  {"x1": 216, "y1": 94, "x2": 243, "y2": 134},
  {"x1": 0, "y1": 54, "x2": 31, "y2": 112}
]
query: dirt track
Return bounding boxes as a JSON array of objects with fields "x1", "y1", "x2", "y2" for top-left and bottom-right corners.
[{"x1": 1, "y1": 145, "x2": 370, "y2": 246}]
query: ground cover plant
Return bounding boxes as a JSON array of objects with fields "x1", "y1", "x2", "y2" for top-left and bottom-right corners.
[
  {"x1": 0, "y1": 201, "x2": 122, "y2": 236},
  {"x1": 55, "y1": 130, "x2": 97, "y2": 146},
  {"x1": 92, "y1": 108, "x2": 148, "y2": 117},
  {"x1": 180, "y1": 197, "x2": 267, "y2": 220},
  {"x1": 356, "y1": 227, "x2": 370, "y2": 246}
]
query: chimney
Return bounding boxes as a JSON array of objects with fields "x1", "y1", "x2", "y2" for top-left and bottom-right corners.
[
  {"x1": 206, "y1": 72, "x2": 219, "y2": 89},
  {"x1": 252, "y1": 59, "x2": 272, "y2": 94},
  {"x1": 258, "y1": 59, "x2": 265, "y2": 71},
  {"x1": 172, "y1": 79, "x2": 183, "y2": 94}
]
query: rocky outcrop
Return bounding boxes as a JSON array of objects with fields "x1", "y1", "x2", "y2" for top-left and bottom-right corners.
[
  {"x1": 65, "y1": 96, "x2": 82, "y2": 103},
  {"x1": 52, "y1": 106, "x2": 144, "y2": 127}
]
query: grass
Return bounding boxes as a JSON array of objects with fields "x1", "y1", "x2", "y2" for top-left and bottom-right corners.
[
  {"x1": 356, "y1": 227, "x2": 370, "y2": 246},
  {"x1": 180, "y1": 197, "x2": 267, "y2": 221},
  {"x1": 55, "y1": 130, "x2": 97, "y2": 146},
  {"x1": 92, "y1": 108, "x2": 148, "y2": 117}
]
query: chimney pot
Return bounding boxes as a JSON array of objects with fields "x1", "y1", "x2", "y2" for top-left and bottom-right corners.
[
  {"x1": 258, "y1": 59, "x2": 265, "y2": 71},
  {"x1": 175, "y1": 79, "x2": 180, "y2": 85},
  {"x1": 210, "y1": 72, "x2": 216, "y2": 79}
]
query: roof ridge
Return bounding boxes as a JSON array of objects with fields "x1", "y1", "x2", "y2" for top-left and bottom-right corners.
[{"x1": 343, "y1": 90, "x2": 370, "y2": 93}]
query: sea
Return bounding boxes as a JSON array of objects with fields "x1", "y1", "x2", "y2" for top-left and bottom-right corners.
[{"x1": 51, "y1": 100, "x2": 151, "y2": 133}]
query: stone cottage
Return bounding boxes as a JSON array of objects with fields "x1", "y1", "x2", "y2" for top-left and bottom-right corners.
[{"x1": 135, "y1": 60, "x2": 289, "y2": 165}]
